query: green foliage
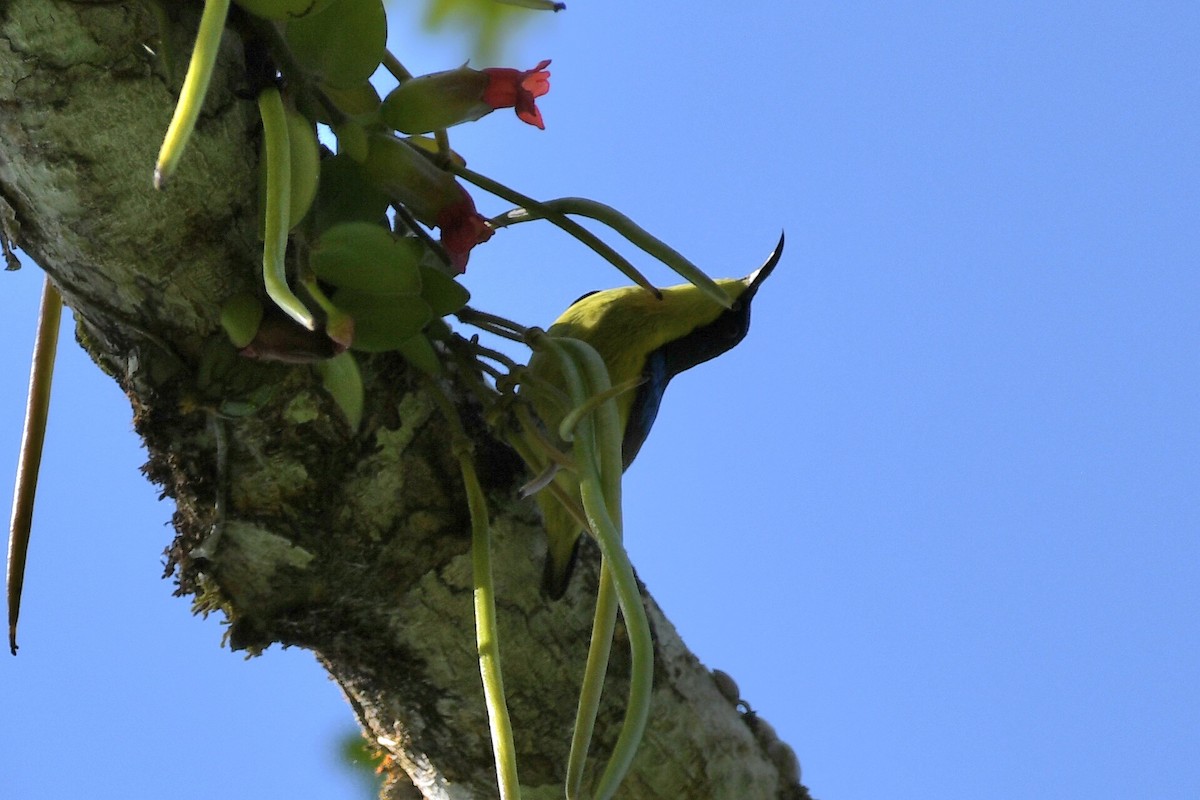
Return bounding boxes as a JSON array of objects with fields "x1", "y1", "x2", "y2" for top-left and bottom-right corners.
[
  {"x1": 219, "y1": 293, "x2": 265, "y2": 349},
  {"x1": 332, "y1": 288, "x2": 431, "y2": 352},
  {"x1": 286, "y1": 0, "x2": 388, "y2": 88},
  {"x1": 310, "y1": 223, "x2": 424, "y2": 294},
  {"x1": 419, "y1": 264, "x2": 471, "y2": 316},
  {"x1": 316, "y1": 351, "x2": 365, "y2": 429},
  {"x1": 309, "y1": 155, "x2": 391, "y2": 233}
]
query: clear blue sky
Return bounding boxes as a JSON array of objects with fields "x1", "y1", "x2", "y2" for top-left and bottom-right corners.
[{"x1": 3, "y1": 2, "x2": 1197, "y2": 798}]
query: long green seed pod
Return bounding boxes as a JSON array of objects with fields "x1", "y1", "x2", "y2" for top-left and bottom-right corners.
[
  {"x1": 154, "y1": 0, "x2": 232, "y2": 188},
  {"x1": 537, "y1": 334, "x2": 653, "y2": 800},
  {"x1": 426, "y1": 379, "x2": 522, "y2": 800},
  {"x1": 258, "y1": 86, "x2": 316, "y2": 331},
  {"x1": 451, "y1": 164, "x2": 660, "y2": 297},
  {"x1": 505, "y1": 197, "x2": 731, "y2": 310}
]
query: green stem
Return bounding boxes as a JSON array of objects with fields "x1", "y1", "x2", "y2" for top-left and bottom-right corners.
[
  {"x1": 474, "y1": 357, "x2": 507, "y2": 383},
  {"x1": 425, "y1": 380, "x2": 522, "y2": 800},
  {"x1": 434, "y1": 129, "x2": 453, "y2": 163},
  {"x1": 524, "y1": 197, "x2": 731, "y2": 309},
  {"x1": 382, "y1": 49, "x2": 412, "y2": 82},
  {"x1": 456, "y1": 307, "x2": 531, "y2": 343},
  {"x1": 574, "y1": 475, "x2": 654, "y2": 800},
  {"x1": 557, "y1": 376, "x2": 643, "y2": 444},
  {"x1": 538, "y1": 335, "x2": 653, "y2": 800},
  {"x1": 554, "y1": 341, "x2": 621, "y2": 522},
  {"x1": 513, "y1": 402, "x2": 574, "y2": 472},
  {"x1": 7, "y1": 277, "x2": 62, "y2": 655},
  {"x1": 464, "y1": 452, "x2": 522, "y2": 800},
  {"x1": 450, "y1": 165, "x2": 659, "y2": 296},
  {"x1": 557, "y1": 338, "x2": 643, "y2": 800},
  {"x1": 258, "y1": 86, "x2": 316, "y2": 330},
  {"x1": 566, "y1": 560, "x2": 619, "y2": 799},
  {"x1": 466, "y1": 341, "x2": 523, "y2": 373},
  {"x1": 531, "y1": 336, "x2": 610, "y2": 799},
  {"x1": 154, "y1": 0, "x2": 231, "y2": 188}
]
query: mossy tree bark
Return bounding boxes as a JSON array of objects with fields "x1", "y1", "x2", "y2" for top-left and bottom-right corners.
[{"x1": 0, "y1": 2, "x2": 809, "y2": 798}]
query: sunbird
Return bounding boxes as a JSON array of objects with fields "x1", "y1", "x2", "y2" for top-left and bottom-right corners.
[{"x1": 529, "y1": 234, "x2": 784, "y2": 597}]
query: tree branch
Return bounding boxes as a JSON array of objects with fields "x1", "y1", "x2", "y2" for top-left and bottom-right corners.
[{"x1": 0, "y1": 2, "x2": 809, "y2": 797}]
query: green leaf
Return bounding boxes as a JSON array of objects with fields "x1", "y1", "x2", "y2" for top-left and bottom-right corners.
[
  {"x1": 220, "y1": 292, "x2": 264, "y2": 349},
  {"x1": 311, "y1": 222, "x2": 424, "y2": 294},
  {"x1": 419, "y1": 265, "x2": 470, "y2": 317},
  {"x1": 395, "y1": 334, "x2": 442, "y2": 376},
  {"x1": 315, "y1": 351, "x2": 364, "y2": 430},
  {"x1": 285, "y1": 0, "x2": 388, "y2": 89},
  {"x1": 334, "y1": 288, "x2": 432, "y2": 352},
  {"x1": 311, "y1": 155, "x2": 391, "y2": 234}
]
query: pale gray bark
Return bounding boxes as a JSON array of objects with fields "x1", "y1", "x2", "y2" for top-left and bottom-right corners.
[{"x1": 0, "y1": 2, "x2": 809, "y2": 797}]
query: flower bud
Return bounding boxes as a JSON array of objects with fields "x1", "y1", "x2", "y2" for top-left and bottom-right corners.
[
  {"x1": 380, "y1": 60, "x2": 551, "y2": 134},
  {"x1": 381, "y1": 66, "x2": 491, "y2": 134},
  {"x1": 363, "y1": 133, "x2": 464, "y2": 223},
  {"x1": 362, "y1": 134, "x2": 492, "y2": 272}
]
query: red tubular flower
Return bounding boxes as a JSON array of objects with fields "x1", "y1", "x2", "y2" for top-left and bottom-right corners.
[
  {"x1": 361, "y1": 134, "x2": 492, "y2": 272},
  {"x1": 436, "y1": 186, "x2": 494, "y2": 273},
  {"x1": 481, "y1": 60, "x2": 552, "y2": 129}
]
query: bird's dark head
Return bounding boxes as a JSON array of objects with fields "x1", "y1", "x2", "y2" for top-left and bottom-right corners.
[{"x1": 660, "y1": 232, "x2": 784, "y2": 378}]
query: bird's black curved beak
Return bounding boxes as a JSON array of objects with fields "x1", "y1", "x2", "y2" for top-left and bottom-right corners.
[{"x1": 742, "y1": 231, "x2": 786, "y2": 301}]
